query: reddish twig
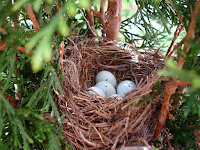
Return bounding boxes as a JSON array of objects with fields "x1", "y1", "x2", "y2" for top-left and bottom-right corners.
[
  {"x1": 0, "y1": 40, "x2": 34, "y2": 54},
  {"x1": 4, "y1": 93, "x2": 18, "y2": 108},
  {"x1": 0, "y1": 40, "x2": 8, "y2": 50},
  {"x1": 152, "y1": 48, "x2": 163, "y2": 59},
  {"x1": 60, "y1": 41, "x2": 64, "y2": 73},
  {"x1": 16, "y1": 46, "x2": 34, "y2": 54},
  {"x1": 91, "y1": 0, "x2": 106, "y2": 35},
  {"x1": 86, "y1": 8, "x2": 96, "y2": 40},
  {"x1": 0, "y1": 27, "x2": 7, "y2": 34},
  {"x1": 56, "y1": 0, "x2": 61, "y2": 12},
  {"x1": 99, "y1": 0, "x2": 106, "y2": 36},
  {"x1": 165, "y1": 22, "x2": 184, "y2": 58},
  {"x1": 167, "y1": 112, "x2": 175, "y2": 120},
  {"x1": 154, "y1": 1, "x2": 199, "y2": 139},
  {"x1": 194, "y1": 129, "x2": 200, "y2": 149},
  {"x1": 177, "y1": 2, "x2": 199, "y2": 68},
  {"x1": 154, "y1": 79, "x2": 192, "y2": 139},
  {"x1": 0, "y1": 83, "x2": 18, "y2": 108},
  {"x1": 167, "y1": 40, "x2": 183, "y2": 58},
  {"x1": 164, "y1": 127, "x2": 174, "y2": 149},
  {"x1": 154, "y1": 79, "x2": 177, "y2": 139},
  {"x1": 189, "y1": 125, "x2": 200, "y2": 149},
  {"x1": 86, "y1": 8, "x2": 94, "y2": 27},
  {"x1": 79, "y1": 9, "x2": 101, "y2": 41},
  {"x1": 25, "y1": 5, "x2": 40, "y2": 32},
  {"x1": 169, "y1": 104, "x2": 181, "y2": 111},
  {"x1": 100, "y1": 0, "x2": 106, "y2": 17}
]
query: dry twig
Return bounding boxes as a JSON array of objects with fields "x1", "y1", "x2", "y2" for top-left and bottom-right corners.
[{"x1": 59, "y1": 39, "x2": 164, "y2": 149}]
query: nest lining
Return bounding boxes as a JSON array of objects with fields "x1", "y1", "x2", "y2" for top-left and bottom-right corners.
[{"x1": 59, "y1": 41, "x2": 164, "y2": 150}]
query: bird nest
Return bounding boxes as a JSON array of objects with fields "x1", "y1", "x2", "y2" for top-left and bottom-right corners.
[{"x1": 58, "y1": 39, "x2": 165, "y2": 150}]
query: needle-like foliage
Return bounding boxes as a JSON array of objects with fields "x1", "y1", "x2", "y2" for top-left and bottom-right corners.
[{"x1": 0, "y1": 0, "x2": 199, "y2": 149}]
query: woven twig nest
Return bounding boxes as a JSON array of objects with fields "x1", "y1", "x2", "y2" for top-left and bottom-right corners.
[{"x1": 59, "y1": 40, "x2": 164, "y2": 150}]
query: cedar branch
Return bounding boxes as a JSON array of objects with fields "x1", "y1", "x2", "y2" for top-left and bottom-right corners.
[
  {"x1": 0, "y1": 40, "x2": 34, "y2": 54},
  {"x1": 25, "y1": 5, "x2": 40, "y2": 32},
  {"x1": 154, "y1": 1, "x2": 199, "y2": 139}
]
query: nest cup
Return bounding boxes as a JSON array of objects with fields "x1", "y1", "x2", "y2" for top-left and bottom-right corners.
[{"x1": 59, "y1": 41, "x2": 164, "y2": 150}]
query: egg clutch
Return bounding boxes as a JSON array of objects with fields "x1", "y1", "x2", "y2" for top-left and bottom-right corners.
[{"x1": 86, "y1": 70, "x2": 137, "y2": 99}]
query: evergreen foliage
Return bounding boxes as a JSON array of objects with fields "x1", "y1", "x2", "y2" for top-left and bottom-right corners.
[{"x1": 0, "y1": 0, "x2": 199, "y2": 149}]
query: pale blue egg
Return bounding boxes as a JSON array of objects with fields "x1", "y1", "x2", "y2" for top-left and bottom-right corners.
[
  {"x1": 87, "y1": 86, "x2": 105, "y2": 97},
  {"x1": 117, "y1": 80, "x2": 136, "y2": 97},
  {"x1": 95, "y1": 71, "x2": 117, "y2": 87},
  {"x1": 95, "y1": 81, "x2": 116, "y2": 97}
]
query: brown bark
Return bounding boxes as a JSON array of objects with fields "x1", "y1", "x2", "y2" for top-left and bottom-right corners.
[
  {"x1": 86, "y1": 0, "x2": 122, "y2": 41},
  {"x1": 105, "y1": 0, "x2": 122, "y2": 41}
]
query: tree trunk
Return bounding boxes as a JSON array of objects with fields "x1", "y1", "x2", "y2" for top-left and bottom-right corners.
[{"x1": 105, "y1": 0, "x2": 122, "y2": 41}]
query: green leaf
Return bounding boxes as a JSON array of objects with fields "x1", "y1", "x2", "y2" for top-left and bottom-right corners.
[
  {"x1": 192, "y1": 78, "x2": 200, "y2": 89},
  {"x1": 0, "y1": 98, "x2": 3, "y2": 137},
  {"x1": 52, "y1": 71, "x2": 63, "y2": 95},
  {"x1": 78, "y1": 0, "x2": 91, "y2": 8},
  {"x1": 41, "y1": 37, "x2": 52, "y2": 62},
  {"x1": 184, "y1": 99, "x2": 193, "y2": 117},
  {"x1": 33, "y1": 0, "x2": 43, "y2": 12},
  {"x1": 0, "y1": 92, "x2": 15, "y2": 115},
  {"x1": 57, "y1": 15, "x2": 69, "y2": 37},
  {"x1": 31, "y1": 49, "x2": 43, "y2": 72},
  {"x1": 26, "y1": 32, "x2": 44, "y2": 52},
  {"x1": 49, "y1": 94, "x2": 62, "y2": 130},
  {"x1": 26, "y1": 82, "x2": 46, "y2": 107},
  {"x1": 165, "y1": 59, "x2": 179, "y2": 71},
  {"x1": 46, "y1": 0, "x2": 54, "y2": 4},
  {"x1": 12, "y1": 0, "x2": 29, "y2": 11},
  {"x1": 65, "y1": 2, "x2": 77, "y2": 18},
  {"x1": 48, "y1": 132, "x2": 61, "y2": 150},
  {"x1": 15, "y1": 118, "x2": 33, "y2": 146}
]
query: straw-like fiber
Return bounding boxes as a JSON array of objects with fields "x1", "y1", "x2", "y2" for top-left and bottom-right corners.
[{"x1": 58, "y1": 41, "x2": 164, "y2": 150}]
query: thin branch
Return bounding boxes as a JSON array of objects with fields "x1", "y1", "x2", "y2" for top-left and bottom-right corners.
[
  {"x1": 56, "y1": 0, "x2": 61, "y2": 12},
  {"x1": 167, "y1": 112, "x2": 175, "y2": 120},
  {"x1": 165, "y1": 22, "x2": 184, "y2": 58},
  {"x1": 0, "y1": 40, "x2": 34, "y2": 54},
  {"x1": 60, "y1": 41, "x2": 64, "y2": 73},
  {"x1": 167, "y1": 40, "x2": 183, "y2": 58},
  {"x1": 99, "y1": 0, "x2": 106, "y2": 36},
  {"x1": 86, "y1": 8, "x2": 95, "y2": 27},
  {"x1": 193, "y1": 129, "x2": 200, "y2": 149},
  {"x1": 25, "y1": 5, "x2": 40, "y2": 32},
  {"x1": 177, "y1": 1, "x2": 199, "y2": 68},
  {"x1": 0, "y1": 40, "x2": 8, "y2": 50},
  {"x1": 0, "y1": 27, "x2": 7, "y2": 34},
  {"x1": 16, "y1": 46, "x2": 34, "y2": 54},
  {"x1": 79, "y1": 9, "x2": 103, "y2": 42}
]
